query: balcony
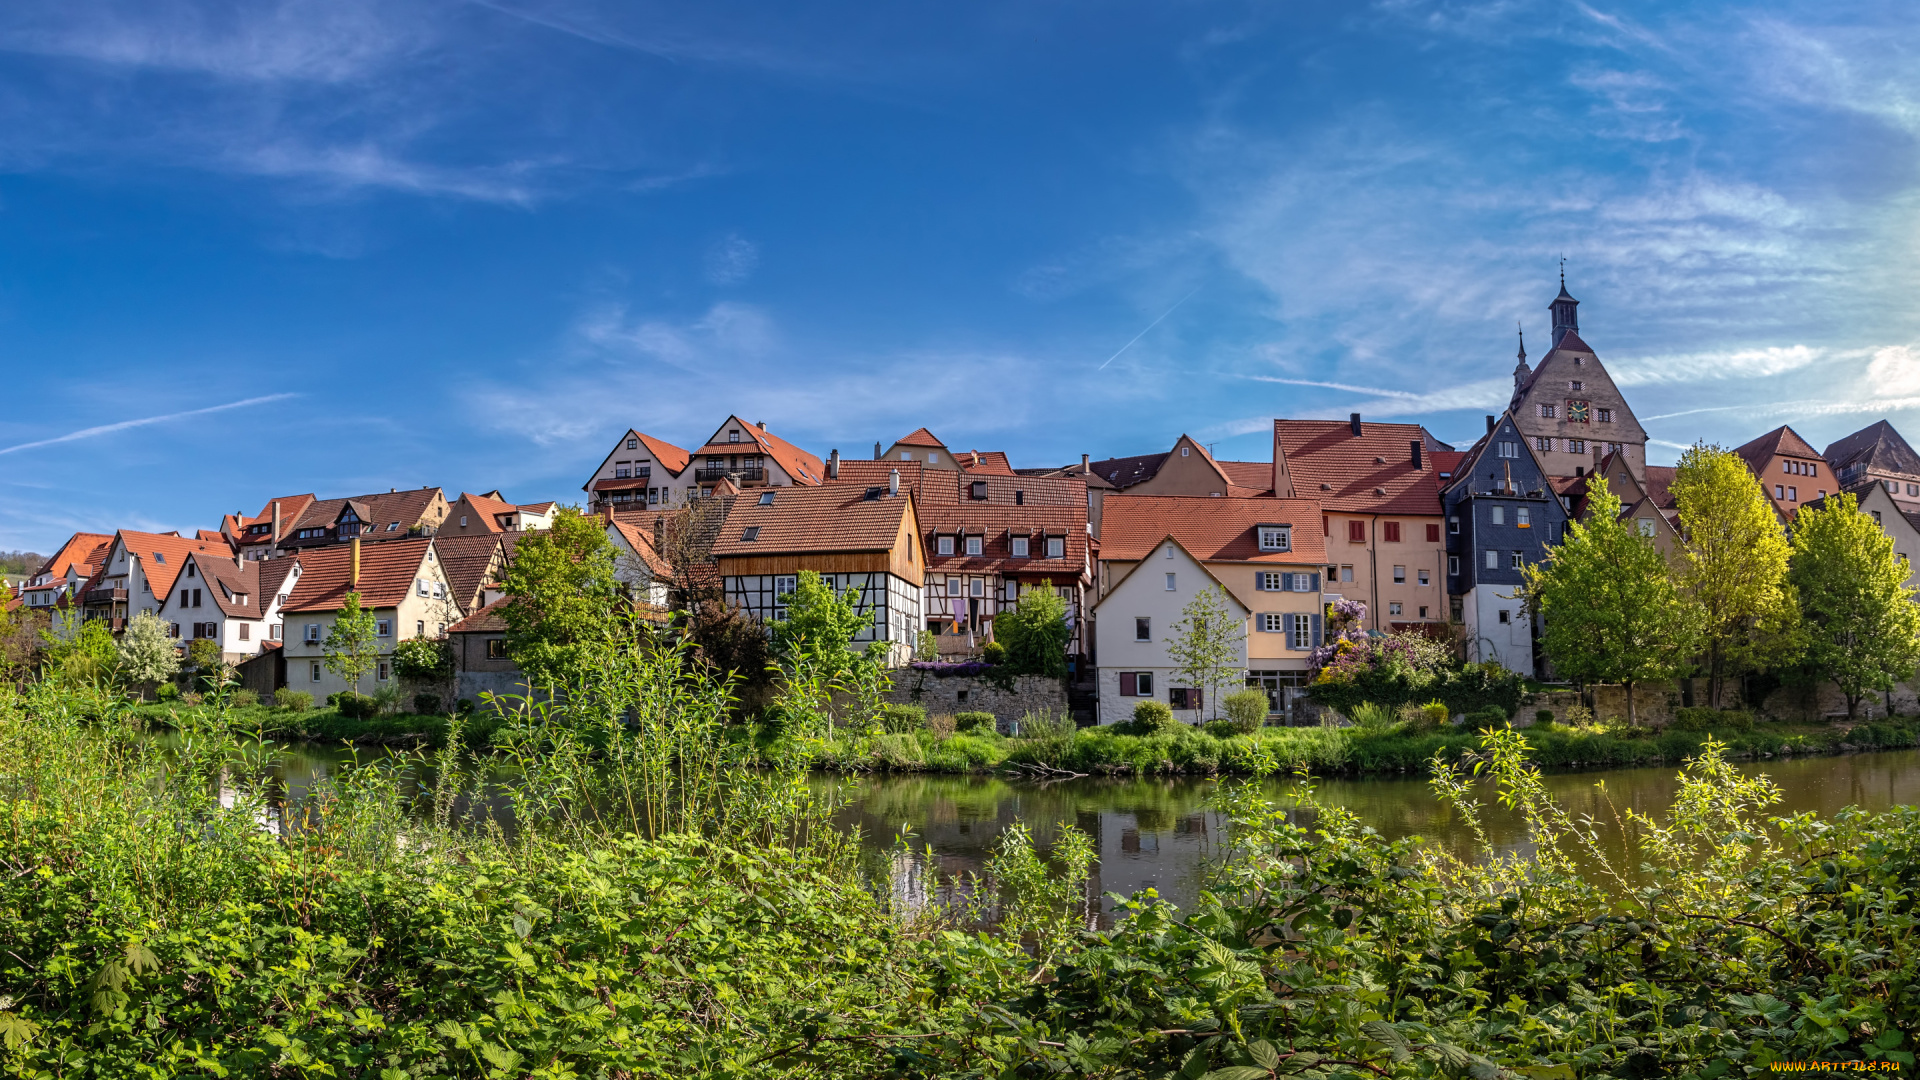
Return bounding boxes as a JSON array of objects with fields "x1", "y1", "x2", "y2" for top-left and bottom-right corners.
[
  {"x1": 694, "y1": 464, "x2": 765, "y2": 484},
  {"x1": 85, "y1": 587, "x2": 127, "y2": 605}
]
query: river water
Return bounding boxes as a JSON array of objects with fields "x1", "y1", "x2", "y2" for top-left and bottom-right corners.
[{"x1": 260, "y1": 741, "x2": 1920, "y2": 920}]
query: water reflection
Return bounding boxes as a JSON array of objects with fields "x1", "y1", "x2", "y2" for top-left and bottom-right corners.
[{"x1": 238, "y1": 741, "x2": 1920, "y2": 922}]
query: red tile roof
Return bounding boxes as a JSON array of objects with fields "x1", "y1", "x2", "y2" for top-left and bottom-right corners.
[
  {"x1": 608, "y1": 518, "x2": 670, "y2": 580},
  {"x1": 280, "y1": 537, "x2": 438, "y2": 613},
  {"x1": 236, "y1": 495, "x2": 318, "y2": 545},
  {"x1": 632, "y1": 432, "x2": 693, "y2": 476},
  {"x1": 692, "y1": 416, "x2": 828, "y2": 486},
  {"x1": 34, "y1": 532, "x2": 113, "y2": 582},
  {"x1": 1734, "y1": 425, "x2": 1822, "y2": 470},
  {"x1": 895, "y1": 426, "x2": 945, "y2": 448},
  {"x1": 959, "y1": 450, "x2": 1016, "y2": 475},
  {"x1": 829, "y1": 461, "x2": 1091, "y2": 579},
  {"x1": 118, "y1": 531, "x2": 241, "y2": 603},
  {"x1": 188, "y1": 555, "x2": 266, "y2": 620},
  {"x1": 448, "y1": 597, "x2": 509, "y2": 635},
  {"x1": 712, "y1": 482, "x2": 913, "y2": 558},
  {"x1": 451, "y1": 491, "x2": 518, "y2": 532},
  {"x1": 1098, "y1": 494, "x2": 1329, "y2": 565},
  {"x1": 434, "y1": 533, "x2": 508, "y2": 611},
  {"x1": 1274, "y1": 419, "x2": 1451, "y2": 515},
  {"x1": 1218, "y1": 460, "x2": 1274, "y2": 494}
]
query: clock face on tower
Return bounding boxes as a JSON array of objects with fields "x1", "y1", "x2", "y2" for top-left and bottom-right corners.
[{"x1": 1567, "y1": 400, "x2": 1591, "y2": 423}]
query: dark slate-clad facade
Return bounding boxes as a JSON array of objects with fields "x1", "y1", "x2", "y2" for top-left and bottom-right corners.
[{"x1": 1442, "y1": 411, "x2": 1569, "y2": 677}]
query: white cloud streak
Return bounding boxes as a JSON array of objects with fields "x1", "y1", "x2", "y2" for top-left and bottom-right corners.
[{"x1": 0, "y1": 394, "x2": 298, "y2": 456}]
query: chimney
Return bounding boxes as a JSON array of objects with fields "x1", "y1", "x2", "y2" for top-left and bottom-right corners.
[
  {"x1": 829, "y1": 449, "x2": 840, "y2": 479},
  {"x1": 390, "y1": 487, "x2": 396, "y2": 493},
  {"x1": 889, "y1": 468, "x2": 900, "y2": 497},
  {"x1": 971, "y1": 450, "x2": 980, "y2": 467},
  {"x1": 874, "y1": 441, "x2": 883, "y2": 459},
  {"x1": 601, "y1": 503, "x2": 614, "y2": 524},
  {"x1": 1349, "y1": 413, "x2": 1362, "y2": 436},
  {"x1": 756, "y1": 420, "x2": 766, "y2": 430},
  {"x1": 350, "y1": 537, "x2": 361, "y2": 589},
  {"x1": 1410, "y1": 440, "x2": 1423, "y2": 470},
  {"x1": 271, "y1": 500, "x2": 282, "y2": 543},
  {"x1": 1081, "y1": 453, "x2": 1090, "y2": 474},
  {"x1": 1486, "y1": 415, "x2": 1497, "y2": 434}
]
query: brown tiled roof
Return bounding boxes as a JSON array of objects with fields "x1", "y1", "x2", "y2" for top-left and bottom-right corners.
[
  {"x1": 1218, "y1": 460, "x2": 1273, "y2": 494},
  {"x1": 454, "y1": 492, "x2": 518, "y2": 531},
  {"x1": 518, "y1": 502, "x2": 556, "y2": 514},
  {"x1": 1275, "y1": 419, "x2": 1451, "y2": 515},
  {"x1": 286, "y1": 488, "x2": 445, "y2": 539},
  {"x1": 34, "y1": 532, "x2": 113, "y2": 581},
  {"x1": 634, "y1": 432, "x2": 693, "y2": 475},
  {"x1": 1088, "y1": 450, "x2": 1169, "y2": 489},
  {"x1": 280, "y1": 537, "x2": 437, "y2": 613},
  {"x1": 692, "y1": 416, "x2": 828, "y2": 486},
  {"x1": 1734, "y1": 425, "x2": 1822, "y2": 470},
  {"x1": 712, "y1": 483, "x2": 913, "y2": 557},
  {"x1": 1098, "y1": 495, "x2": 1329, "y2": 565},
  {"x1": 607, "y1": 518, "x2": 671, "y2": 581},
  {"x1": 258, "y1": 558, "x2": 298, "y2": 603},
  {"x1": 236, "y1": 494, "x2": 318, "y2": 545},
  {"x1": 832, "y1": 461, "x2": 1091, "y2": 580},
  {"x1": 959, "y1": 450, "x2": 1016, "y2": 475},
  {"x1": 895, "y1": 427, "x2": 944, "y2": 448},
  {"x1": 1643, "y1": 465, "x2": 1678, "y2": 509},
  {"x1": 1825, "y1": 420, "x2": 1920, "y2": 477},
  {"x1": 434, "y1": 533, "x2": 508, "y2": 611},
  {"x1": 448, "y1": 597, "x2": 509, "y2": 635},
  {"x1": 190, "y1": 555, "x2": 266, "y2": 620}
]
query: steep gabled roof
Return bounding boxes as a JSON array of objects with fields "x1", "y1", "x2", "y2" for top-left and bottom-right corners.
[
  {"x1": 188, "y1": 555, "x2": 266, "y2": 620},
  {"x1": 895, "y1": 427, "x2": 945, "y2": 448},
  {"x1": 286, "y1": 489, "x2": 445, "y2": 538},
  {"x1": 692, "y1": 416, "x2": 828, "y2": 486},
  {"x1": 1098, "y1": 495, "x2": 1328, "y2": 565},
  {"x1": 711, "y1": 483, "x2": 913, "y2": 557},
  {"x1": 608, "y1": 518, "x2": 671, "y2": 581},
  {"x1": 258, "y1": 557, "x2": 298, "y2": 603},
  {"x1": 280, "y1": 537, "x2": 438, "y2": 614},
  {"x1": 119, "y1": 530, "x2": 239, "y2": 602},
  {"x1": 434, "y1": 533, "x2": 508, "y2": 611},
  {"x1": 451, "y1": 492, "x2": 519, "y2": 532},
  {"x1": 1440, "y1": 412, "x2": 1558, "y2": 500},
  {"x1": 1734, "y1": 425, "x2": 1822, "y2": 470},
  {"x1": 831, "y1": 461, "x2": 1091, "y2": 579},
  {"x1": 1088, "y1": 450, "x2": 1170, "y2": 489},
  {"x1": 1824, "y1": 420, "x2": 1920, "y2": 477},
  {"x1": 34, "y1": 532, "x2": 113, "y2": 582},
  {"x1": 1096, "y1": 533, "x2": 1251, "y2": 614},
  {"x1": 958, "y1": 450, "x2": 1016, "y2": 476},
  {"x1": 1274, "y1": 419, "x2": 1452, "y2": 515}
]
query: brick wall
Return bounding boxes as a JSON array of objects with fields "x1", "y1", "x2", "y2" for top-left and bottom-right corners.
[{"x1": 883, "y1": 671, "x2": 1068, "y2": 733}]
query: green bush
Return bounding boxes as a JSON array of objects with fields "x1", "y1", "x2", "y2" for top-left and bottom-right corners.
[
  {"x1": 1671, "y1": 706, "x2": 1754, "y2": 733},
  {"x1": 1202, "y1": 719, "x2": 1238, "y2": 739},
  {"x1": 1536, "y1": 708, "x2": 1555, "y2": 726},
  {"x1": 1349, "y1": 702, "x2": 1397, "y2": 730},
  {"x1": 154, "y1": 682, "x2": 180, "y2": 702},
  {"x1": 954, "y1": 710, "x2": 997, "y2": 733},
  {"x1": 274, "y1": 688, "x2": 313, "y2": 712},
  {"x1": 230, "y1": 689, "x2": 259, "y2": 707},
  {"x1": 981, "y1": 640, "x2": 1008, "y2": 664},
  {"x1": 870, "y1": 733, "x2": 925, "y2": 768},
  {"x1": 880, "y1": 703, "x2": 927, "y2": 733},
  {"x1": 1222, "y1": 689, "x2": 1268, "y2": 734},
  {"x1": 334, "y1": 691, "x2": 375, "y2": 719},
  {"x1": 413, "y1": 691, "x2": 444, "y2": 715},
  {"x1": 1465, "y1": 705, "x2": 1511, "y2": 728},
  {"x1": 1131, "y1": 699, "x2": 1179, "y2": 735}
]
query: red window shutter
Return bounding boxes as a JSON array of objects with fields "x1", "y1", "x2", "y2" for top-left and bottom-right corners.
[
  {"x1": 1426, "y1": 523, "x2": 1441, "y2": 543},
  {"x1": 1120, "y1": 672, "x2": 1137, "y2": 696},
  {"x1": 1347, "y1": 520, "x2": 1366, "y2": 543},
  {"x1": 1384, "y1": 521, "x2": 1401, "y2": 543}
]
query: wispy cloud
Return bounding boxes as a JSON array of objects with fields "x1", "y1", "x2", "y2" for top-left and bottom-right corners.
[
  {"x1": 0, "y1": 394, "x2": 297, "y2": 456},
  {"x1": 704, "y1": 234, "x2": 760, "y2": 286}
]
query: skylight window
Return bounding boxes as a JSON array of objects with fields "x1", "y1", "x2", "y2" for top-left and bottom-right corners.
[
  {"x1": 741, "y1": 527, "x2": 760, "y2": 542},
  {"x1": 758, "y1": 492, "x2": 775, "y2": 505}
]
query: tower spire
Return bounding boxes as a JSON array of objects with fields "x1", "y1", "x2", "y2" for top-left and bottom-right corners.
[
  {"x1": 1512, "y1": 321, "x2": 1531, "y2": 391},
  {"x1": 1549, "y1": 264, "x2": 1579, "y2": 347}
]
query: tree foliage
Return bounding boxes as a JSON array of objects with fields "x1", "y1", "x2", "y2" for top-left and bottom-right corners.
[
  {"x1": 1523, "y1": 476, "x2": 1699, "y2": 725},
  {"x1": 392, "y1": 636, "x2": 453, "y2": 683},
  {"x1": 1166, "y1": 583, "x2": 1244, "y2": 720},
  {"x1": 116, "y1": 612, "x2": 180, "y2": 687},
  {"x1": 992, "y1": 580, "x2": 1070, "y2": 678},
  {"x1": 498, "y1": 507, "x2": 628, "y2": 689},
  {"x1": 322, "y1": 592, "x2": 379, "y2": 695},
  {"x1": 766, "y1": 570, "x2": 891, "y2": 738},
  {"x1": 1788, "y1": 491, "x2": 1920, "y2": 720},
  {"x1": 42, "y1": 618, "x2": 117, "y2": 689},
  {"x1": 1671, "y1": 443, "x2": 1801, "y2": 706}
]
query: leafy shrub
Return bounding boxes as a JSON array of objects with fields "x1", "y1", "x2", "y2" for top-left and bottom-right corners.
[
  {"x1": 1396, "y1": 699, "x2": 1452, "y2": 733},
  {"x1": 1131, "y1": 700, "x2": 1178, "y2": 735},
  {"x1": 230, "y1": 689, "x2": 259, "y2": 707},
  {"x1": 1349, "y1": 702, "x2": 1397, "y2": 730},
  {"x1": 154, "y1": 682, "x2": 180, "y2": 702},
  {"x1": 996, "y1": 583, "x2": 1070, "y2": 677},
  {"x1": 392, "y1": 636, "x2": 453, "y2": 682},
  {"x1": 880, "y1": 704, "x2": 927, "y2": 733},
  {"x1": 870, "y1": 733, "x2": 925, "y2": 768},
  {"x1": 334, "y1": 692, "x2": 374, "y2": 719},
  {"x1": 413, "y1": 692, "x2": 444, "y2": 715},
  {"x1": 926, "y1": 712, "x2": 957, "y2": 739},
  {"x1": 1017, "y1": 708, "x2": 1075, "y2": 741},
  {"x1": 181, "y1": 691, "x2": 203, "y2": 707},
  {"x1": 955, "y1": 711, "x2": 997, "y2": 734},
  {"x1": 1670, "y1": 706, "x2": 1755, "y2": 733},
  {"x1": 1561, "y1": 703, "x2": 1595, "y2": 728},
  {"x1": 981, "y1": 640, "x2": 1008, "y2": 664},
  {"x1": 1222, "y1": 689, "x2": 1268, "y2": 734},
  {"x1": 274, "y1": 688, "x2": 313, "y2": 712},
  {"x1": 1202, "y1": 719, "x2": 1239, "y2": 739},
  {"x1": 1536, "y1": 708, "x2": 1556, "y2": 726},
  {"x1": 1465, "y1": 705, "x2": 1510, "y2": 728}
]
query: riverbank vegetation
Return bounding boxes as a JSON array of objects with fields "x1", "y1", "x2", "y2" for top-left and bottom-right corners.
[{"x1": 4, "y1": 661, "x2": 1917, "y2": 1077}]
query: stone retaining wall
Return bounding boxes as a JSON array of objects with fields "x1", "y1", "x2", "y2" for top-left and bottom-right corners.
[{"x1": 883, "y1": 671, "x2": 1067, "y2": 734}]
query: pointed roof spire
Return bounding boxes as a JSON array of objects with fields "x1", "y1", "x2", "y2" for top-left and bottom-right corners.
[
  {"x1": 1516, "y1": 322, "x2": 1527, "y2": 363},
  {"x1": 1512, "y1": 321, "x2": 1532, "y2": 393},
  {"x1": 1549, "y1": 262, "x2": 1580, "y2": 346}
]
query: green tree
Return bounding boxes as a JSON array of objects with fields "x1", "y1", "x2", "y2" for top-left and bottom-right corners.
[
  {"x1": 1166, "y1": 583, "x2": 1245, "y2": 721},
  {"x1": 42, "y1": 617, "x2": 118, "y2": 688},
  {"x1": 1671, "y1": 443, "x2": 1801, "y2": 706},
  {"x1": 993, "y1": 581, "x2": 1070, "y2": 678},
  {"x1": 1522, "y1": 477, "x2": 1699, "y2": 726},
  {"x1": 769, "y1": 570, "x2": 870, "y2": 677},
  {"x1": 1788, "y1": 492, "x2": 1920, "y2": 720},
  {"x1": 767, "y1": 571, "x2": 889, "y2": 736},
  {"x1": 498, "y1": 507, "x2": 628, "y2": 689},
  {"x1": 323, "y1": 592, "x2": 380, "y2": 695},
  {"x1": 116, "y1": 611, "x2": 180, "y2": 687}
]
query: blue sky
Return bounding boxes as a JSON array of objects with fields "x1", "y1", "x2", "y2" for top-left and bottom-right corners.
[{"x1": 1, "y1": 0, "x2": 1917, "y2": 552}]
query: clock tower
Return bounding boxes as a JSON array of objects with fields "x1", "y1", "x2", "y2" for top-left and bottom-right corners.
[{"x1": 1506, "y1": 276, "x2": 1647, "y2": 481}]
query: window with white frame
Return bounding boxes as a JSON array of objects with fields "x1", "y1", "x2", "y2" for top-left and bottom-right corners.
[
  {"x1": 1388, "y1": 601, "x2": 1402, "y2": 615},
  {"x1": 1448, "y1": 515, "x2": 1459, "y2": 534},
  {"x1": 1047, "y1": 537, "x2": 1064, "y2": 558},
  {"x1": 1259, "y1": 613, "x2": 1284, "y2": 632},
  {"x1": 1491, "y1": 506, "x2": 1505, "y2": 525},
  {"x1": 1637, "y1": 518, "x2": 1656, "y2": 537},
  {"x1": 946, "y1": 577, "x2": 961, "y2": 596},
  {"x1": 965, "y1": 535, "x2": 983, "y2": 556},
  {"x1": 1258, "y1": 571, "x2": 1284, "y2": 591},
  {"x1": 1135, "y1": 617, "x2": 1151, "y2": 641},
  {"x1": 1498, "y1": 441, "x2": 1519, "y2": 458},
  {"x1": 306, "y1": 623, "x2": 321, "y2": 642},
  {"x1": 937, "y1": 536, "x2": 954, "y2": 556},
  {"x1": 1011, "y1": 536, "x2": 1029, "y2": 558},
  {"x1": 1449, "y1": 555, "x2": 1460, "y2": 575},
  {"x1": 1517, "y1": 507, "x2": 1530, "y2": 527},
  {"x1": 774, "y1": 575, "x2": 797, "y2": 600},
  {"x1": 1485, "y1": 550, "x2": 1498, "y2": 570},
  {"x1": 1258, "y1": 527, "x2": 1290, "y2": 551},
  {"x1": 376, "y1": 619, "x2": 392, "y2": 637},
  {"x1": 1392, "y1": 565, "x2": 1405, "y2": 583},
  {"x1": 1290, "y1": 618, "x2": 1314, "y2": 650},
  {"x1": 1164, "y1": 573, "x2": 1176, "y2": 591},
  {"x1": 970, "y1": 578, "x2": 984, "y2": 597},
  {"x1": 1510, "y1": 550, "x2": 1524, "y2": 570},
  {"x1": 311, "y1": 662, "x2": 322, "y2": 682},
  {"x1": 1418, "y1": 569, "x2": 1430, "y2": 585}
]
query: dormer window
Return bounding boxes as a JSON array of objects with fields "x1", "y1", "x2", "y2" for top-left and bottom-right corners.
[
  {"x1": 1258, "y1": 526, "x2": 1291, "y2": 552},
  {"x1": 970, "y1": 481, "x2": 987, "y2": 500},
  {"x1": 1011, "y1": 536, "x2": 1030, "y2": 558},
  {"x1": 966, "y1": 535, "x2": 983, "y2": 556},
  {"x1": 1047, "y1": 536, "x2": 1065, "y2": 559},
  {"x1": 937, "y1": 535, "x2": 954, "y2": 556}
]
